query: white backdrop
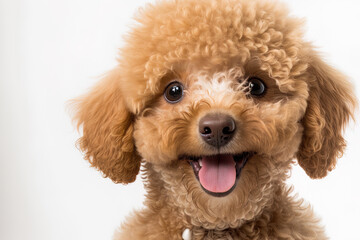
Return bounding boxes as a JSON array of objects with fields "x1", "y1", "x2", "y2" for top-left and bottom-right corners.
[{"x1": 0, "y1": 0, "x2": 359, "y2": 239}]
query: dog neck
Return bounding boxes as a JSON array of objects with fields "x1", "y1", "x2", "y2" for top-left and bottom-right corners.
[{"x1": 142, "y1": 162, "x2": 305, "y2": 239}]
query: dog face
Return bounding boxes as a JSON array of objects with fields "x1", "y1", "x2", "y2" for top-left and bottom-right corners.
[
  {"x1": 72, "y1": 0, "x2": 355, "y2": 228},
  {"x1": 133, "y1": 65, "x2": 308, "y2": 226}
]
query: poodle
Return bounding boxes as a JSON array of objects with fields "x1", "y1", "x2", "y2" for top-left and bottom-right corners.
[{"x1": 72, "y1": 0, "x2": 356, "y2": 239}]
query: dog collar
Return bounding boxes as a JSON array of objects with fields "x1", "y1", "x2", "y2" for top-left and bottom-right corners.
[{"x1": 182, "y1": 228, "x2": 191, "y2": 240}]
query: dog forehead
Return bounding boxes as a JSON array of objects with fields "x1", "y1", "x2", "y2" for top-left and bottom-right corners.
[
  {"x1": 118, "y1": 0, "x2": 307, "y2": 113},
  {"x1": 190, "y1": 71, "x2": 237, "y2": 93}
]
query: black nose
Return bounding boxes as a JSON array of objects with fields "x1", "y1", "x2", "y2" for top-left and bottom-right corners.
[{"x1": 199, "y1": 113, "x2": 236, "y2": 148}]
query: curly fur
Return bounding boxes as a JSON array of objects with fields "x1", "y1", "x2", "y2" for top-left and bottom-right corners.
[
  {"x1": 71, "y1": 69, "x2": 141, "y2": 183},
  {"x1": 71, "y1": 0, "x2": 356, "y2": 239}
]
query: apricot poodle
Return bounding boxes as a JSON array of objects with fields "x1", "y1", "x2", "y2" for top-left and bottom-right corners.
[{"x1": 72, "y1": 0, "x2": 356, "y2": 239}]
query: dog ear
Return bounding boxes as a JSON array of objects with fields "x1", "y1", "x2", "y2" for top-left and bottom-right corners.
[
  {"x1": 71, "y1": 69, "x2": 141, "y2": 184},
  {"x1": 296, "y1": 52, "x2": 356, "y2": 179}
]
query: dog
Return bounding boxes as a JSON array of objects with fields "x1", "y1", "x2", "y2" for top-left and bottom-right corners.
[{"x1": 72, "y1": 0, "x2": 356, "y2": 239}]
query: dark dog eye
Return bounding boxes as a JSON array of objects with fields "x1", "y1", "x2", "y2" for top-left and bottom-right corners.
[
  {"x1": 248, "y1": 77, "x2": 266, "y2": 96},
  {"x1": 164, "y1": 81, "x2": 184, "y2": 103}
]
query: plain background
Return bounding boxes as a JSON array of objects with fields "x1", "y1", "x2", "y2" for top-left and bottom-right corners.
[{"x1": 1, "y1": 0, "x2": 359, "y2": 239}]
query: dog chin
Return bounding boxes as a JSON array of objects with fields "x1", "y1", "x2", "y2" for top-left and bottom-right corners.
[{"x1": 181, "y1": 152, "x2": 254, "y2": 197}]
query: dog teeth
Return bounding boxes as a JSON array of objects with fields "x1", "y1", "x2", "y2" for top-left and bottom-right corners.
[{"x1": 199, "y1": 159, "x2": 202, "y2": 167}]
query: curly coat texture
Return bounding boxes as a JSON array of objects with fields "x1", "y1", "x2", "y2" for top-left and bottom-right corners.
[{"x1": 72, "y1": 0, "x2": 356, "y2": 239}]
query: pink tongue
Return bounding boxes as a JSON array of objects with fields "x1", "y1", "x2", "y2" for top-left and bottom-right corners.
[{"x1": 198, "y1": 155, "x2": 236, "y2": 193}]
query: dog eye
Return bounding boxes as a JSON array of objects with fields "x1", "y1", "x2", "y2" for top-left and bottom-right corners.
[
  {"x1": 164, "y1": 81, "x2": 184, "y2": 103},
  {"x1": 248, "y1": 77, "x2": 266, "y2": 96}
]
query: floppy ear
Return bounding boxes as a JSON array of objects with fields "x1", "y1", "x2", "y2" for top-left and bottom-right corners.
[
  {"x1": 71, "y1": 69, "x2": 141, "y2": 184},
  {"x1": 296, "y1": 52, "x2": 356, "y2": 179}
]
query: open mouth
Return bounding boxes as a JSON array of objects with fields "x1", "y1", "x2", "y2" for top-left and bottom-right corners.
[{"x1": 181, "y1": 152, "x2": 254, "y2": 197}]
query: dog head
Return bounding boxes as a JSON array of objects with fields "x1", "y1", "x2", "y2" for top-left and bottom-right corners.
[{"x1": 72, "y1": 0, "x2": 355, "y2": 228}]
